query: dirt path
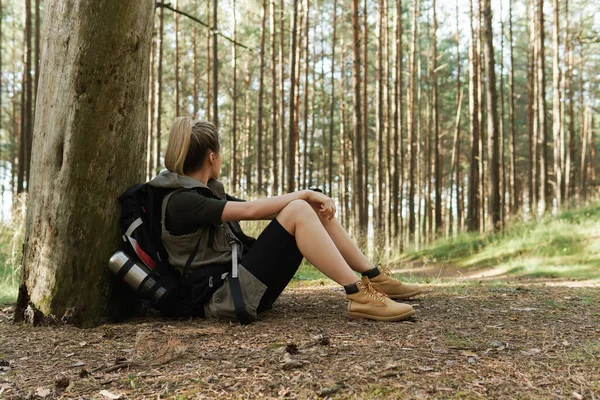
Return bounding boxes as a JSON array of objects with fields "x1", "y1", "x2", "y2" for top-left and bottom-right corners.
[{"x1": 1, "y1": 282, "x2": 599, "y2": 399}]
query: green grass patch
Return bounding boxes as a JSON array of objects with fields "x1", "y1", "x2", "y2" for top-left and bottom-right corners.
[
  {"x1": 0, "y1": 197, "x2": 26, "y2": 305},
  {"x1": 402, "y1": 202, "x2": 600, "y2": 280}
]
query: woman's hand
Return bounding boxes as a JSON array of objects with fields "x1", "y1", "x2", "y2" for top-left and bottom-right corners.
[{"x1": 306, "y1": 191, "x2": 336, "y2": 220}]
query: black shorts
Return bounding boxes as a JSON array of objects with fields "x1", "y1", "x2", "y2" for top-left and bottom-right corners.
[{"x1": 241, "y1": 218, "x2": 304, "y2": 313}]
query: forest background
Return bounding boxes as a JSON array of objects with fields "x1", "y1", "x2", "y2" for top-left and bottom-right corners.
[{"x1": 0, "y1": 0, "x2": 599, "y2": 304}]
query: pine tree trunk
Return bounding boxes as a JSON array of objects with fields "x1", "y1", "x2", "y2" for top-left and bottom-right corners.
[
  {"x1": 147, "y1": 19, "x2": 156, "y2": 181},
  {"x1": 508, "y1": 0, "x2": 516, "y2": 213},
  {"x1": 466, "y1": 0, "x2": 480, "y2": 232},
  {"x1": 287, "y1": 0, "x2": 299, "y2": 192},
  {"x1": 361, "y1": 0, "x2": 368, "y2": 230},
  {"x1": 231, "y1": 0, "x2": 238, "y2": 192},
  {"x1": 256, "y1": 0, "x2": 266, "y2": 194},
  {"x1": 18, "y1": 0, "x2": 33, "y2": 193},
  {"x1": 351, "y1": 0, "x2": 365, "y2": 235},
  {"x1": 482, "y1": 0, "x2": 501, "y2": 231},
  {"x1": 328, "y1": 0, "x2": 337, "y2": 196},
  {"x1": 156, "y1": 5, "x2": 164, "y2": 175},
  {"x1": 206, "y1": 0, "x2": 211, "y2": 121},
  {"x1": 174, "y1": 0, "x2": 180, "y2": 116},
  {"x1": 375, "y1": 0, "x2": 384, "y2": 243},
  {"x1": 279, "y1": 0, "x2": 286, "y2": 194},
  {"x1": 552, "y1": 0, "x2": 562, "y2": 208},
  {"x1": 407, "y1": 0, "x2": 419, "y2": 240},
  {"x1": 537, "y1": 0, "x2": 548, "y2": 214},
  {"x1": 15, "y1": 1, "x2": 154, "y2": 327},
  {"x1": 192, "y1": 24, "x2": 198, "y2": 118},
  {"x1": 302, "y1": 0, "x2": 310, "y2": 190},
  {"x1": 34, "y1": 0, "x2": 40, "y2": 117},
  {"x1": 212, "y1": 0, "x2": 218, "y2": 127},
  {"x1": 392, "y1": 0, "x2": 403, "y2": 248},
  {"x1": 432, "y1": 0, "x2": 442, "y2": 236},
  {"x1": 270, "y1": 0, "x2": 278, "y2": 196}
]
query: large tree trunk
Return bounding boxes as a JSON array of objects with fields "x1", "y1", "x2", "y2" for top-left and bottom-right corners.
[
  {"x1": 482, "y1": 0, "x2": 500, "y2": 231},
  {"x1": 15, "y1": 1, "x2": 154, "y2": 327}
]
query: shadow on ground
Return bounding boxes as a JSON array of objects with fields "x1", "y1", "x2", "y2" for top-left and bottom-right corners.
[{"x1": 1, "y1": 279, "x2": 599, "y2": 399}]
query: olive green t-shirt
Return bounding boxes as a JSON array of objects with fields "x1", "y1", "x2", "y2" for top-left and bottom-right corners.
[{"x1": 165, "y1": 191, "x2": 228, "y2": 235}]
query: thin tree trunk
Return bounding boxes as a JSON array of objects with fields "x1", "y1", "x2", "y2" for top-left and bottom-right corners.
[
  {"x1": 466, "y1": 0, "x2": 480, "y2": 232},
  {"x1": 407, "y1": 0, "x2": 419, "y2": 241},
  {"x1": 392, "y1": 0, "x2": 403, "y2": 249},
  {"x1": 257, "y1": 0, "x2": 267, "y2": 194},
  {"x1": 361, "y1": 0, "x2": 369, "y2": 230},
  {"x1": 351, "y1": 0, "x2": 365, "y2": 235},
  {"x1": 433, "y1": 0, "x2": 441, "y2": 236},
  {"x1": 552, "y1": 0, "x2": 561, "y2": 208},
  {"x1": 156, "y1": 5, "x2": 164, "y2": 175},
  {"x1": 302, "y1": 0, "x2": 310, "y2": 190},
  {"x1": 375, "y1": 0, "x2": 384, "y2": 242},
  {"x1": 279, "y1": 0, "x2": 286, "y2": 193},
  {"x1": 174, "y1": 0, "x2": 180, "y2": 116},
  {"x1": 537, "y1": 0, "x2": 548, "y2": 214},
  {"x1": 482, "y1": 0, "x2": 501, "y2": 231},
  {"x1": 192, "y1": 25, "x2": 198, "y2": 118},
  {"x1": 508, "y1": 0, "x2": 516, "y2": 213},
  {"x1": 270, "y1": 0, "x2": 278, "y2": 196},
  {"x1": 147, "y1": 20, "x2": 156, "y2": 180},
  {"x1": 565, "y1": 0, "x2": 574, "y2": 200},
  {"x1": 231, "y1": 0, "x2": 238, "y2": 191},
  {"x1": 328, "y1": 0, "x2": 337, "y2": 196},
  {"x1": 287, "y1": 0, "x2": 299, "y2": 192},
  {"x1": 477, "y1": 1, "x2": 485, "y2": 232},
  {"x1": 206, "y1": 0, "x2": 211, "y2": 121},
  {"x1": 212, "y1": 0, "x2": 218, "y2": 127},
  {"x1": 18, "y1": 0, "x2": 33, "y2": 193},
  {"x1": 527, "y1": 0, "x2": 536, "y2": 215}
]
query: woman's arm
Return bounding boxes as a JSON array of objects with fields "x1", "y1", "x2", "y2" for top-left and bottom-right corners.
[{"x1": 221, "y1": 190, "x2": 336, "y2": 222}]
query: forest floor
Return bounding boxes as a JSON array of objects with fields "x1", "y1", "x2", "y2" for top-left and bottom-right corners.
[{"x1": 1, "y1": 264, "x2": 600, "y2": 400}]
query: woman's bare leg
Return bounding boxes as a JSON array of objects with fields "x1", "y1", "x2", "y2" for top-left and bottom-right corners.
[
  {"x1": 276, "y1": 200, "x2": 359, "y2": 286},
  {"x1": 309, "y1": 206, "x2": 373, "y2": 274}
]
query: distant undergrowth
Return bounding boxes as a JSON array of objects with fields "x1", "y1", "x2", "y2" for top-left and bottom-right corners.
[{"x1": 403, "y1": 202, "x2": 600, "y2": 280}]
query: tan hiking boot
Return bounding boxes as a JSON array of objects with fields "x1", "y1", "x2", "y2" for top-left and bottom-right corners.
[
  {"x1": 368, "y1": 267, "x2": 422, "y2": 300},
  {"x1": 347, "y1": 277, "x2": 415, "y2": 321}
]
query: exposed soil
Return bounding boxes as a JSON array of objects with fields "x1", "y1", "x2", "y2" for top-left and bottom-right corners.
[{"x1": 1, "y1": 280, "x2": 599, "y2": 399}]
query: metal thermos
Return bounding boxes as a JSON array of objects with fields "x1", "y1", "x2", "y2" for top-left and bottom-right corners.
[{"x1": 108, "y1": 251, "x2": 167, "y2": 304}]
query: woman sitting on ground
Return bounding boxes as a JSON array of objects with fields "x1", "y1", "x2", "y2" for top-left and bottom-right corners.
[{"x1": 149, "y1": 117, "x2": 422, "y2": 322}]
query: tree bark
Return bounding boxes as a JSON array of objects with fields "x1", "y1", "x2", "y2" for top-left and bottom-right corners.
[
  {"x1": 407, "y1": 0, "x2": 419, "y2": 240},
  {"x1": 537, "y1": 0, "x2": 548, "y2": 214},
  {"x1": 392, "y1": 0, "x2": 403, "y2": 248},
  {"x1": 482, "y1": 0, "x2": 501, "y2": 231},
  {"x1": 257, "y1": 0, "x2": 267, "y2": 195},
  {"x1": 351, "y1": 0, "x2": 365, "y2": 235},
  {"x1": 231, "y1": 0, "x2": 238, "y2": 192},
  {"x1": 508, "y1": 0, "x2": 516, "y2": 213},
  {"x1": 212, "y1": 0, "x2": 218, "y2": 128},
  {"x1": 466, "y1": 0, "x2": 480, "y2": 232},
  {"x1": 432, "y1": 0, "x2": 441, "y2": 236},
  {"x1": 156, "y1": 5, "x2": 164, "y2": 175},
  {"x1": 18, "y1": 0, "x2": 33, "y2": 193},
  {"x1": 15, "y1": 0, "x2": 154, "y2": 327},
  {"x1": 174, "y1": 0, "x2": 180, "y2": 116},
  {"x1": 552, "y1": 0, "x2": 562, "y2": 208},
  {"x1": 270, "y1": 0, "x2": 278, "y2": 196},
  {"x1": 375, "y1": 0, "x2": 384, "y2": 242},
  {"x1": 328, "y1": 0, "x2": 337, "y2": 196},
  {"x1": 287, "y1": 0, "x2": 299, "y2": 192}
]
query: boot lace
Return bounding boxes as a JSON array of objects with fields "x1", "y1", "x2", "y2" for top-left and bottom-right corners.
[
  {"x1": 357, "y1": 280, "x2": 388, "y2": 303},
  {"x1": 380, "y1": 267, "x2": 399, "y2": 281}
]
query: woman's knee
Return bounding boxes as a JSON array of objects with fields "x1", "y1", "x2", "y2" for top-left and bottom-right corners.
[{"x1": 276, "y1": 200, "x2": 314, "y2": 234}]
